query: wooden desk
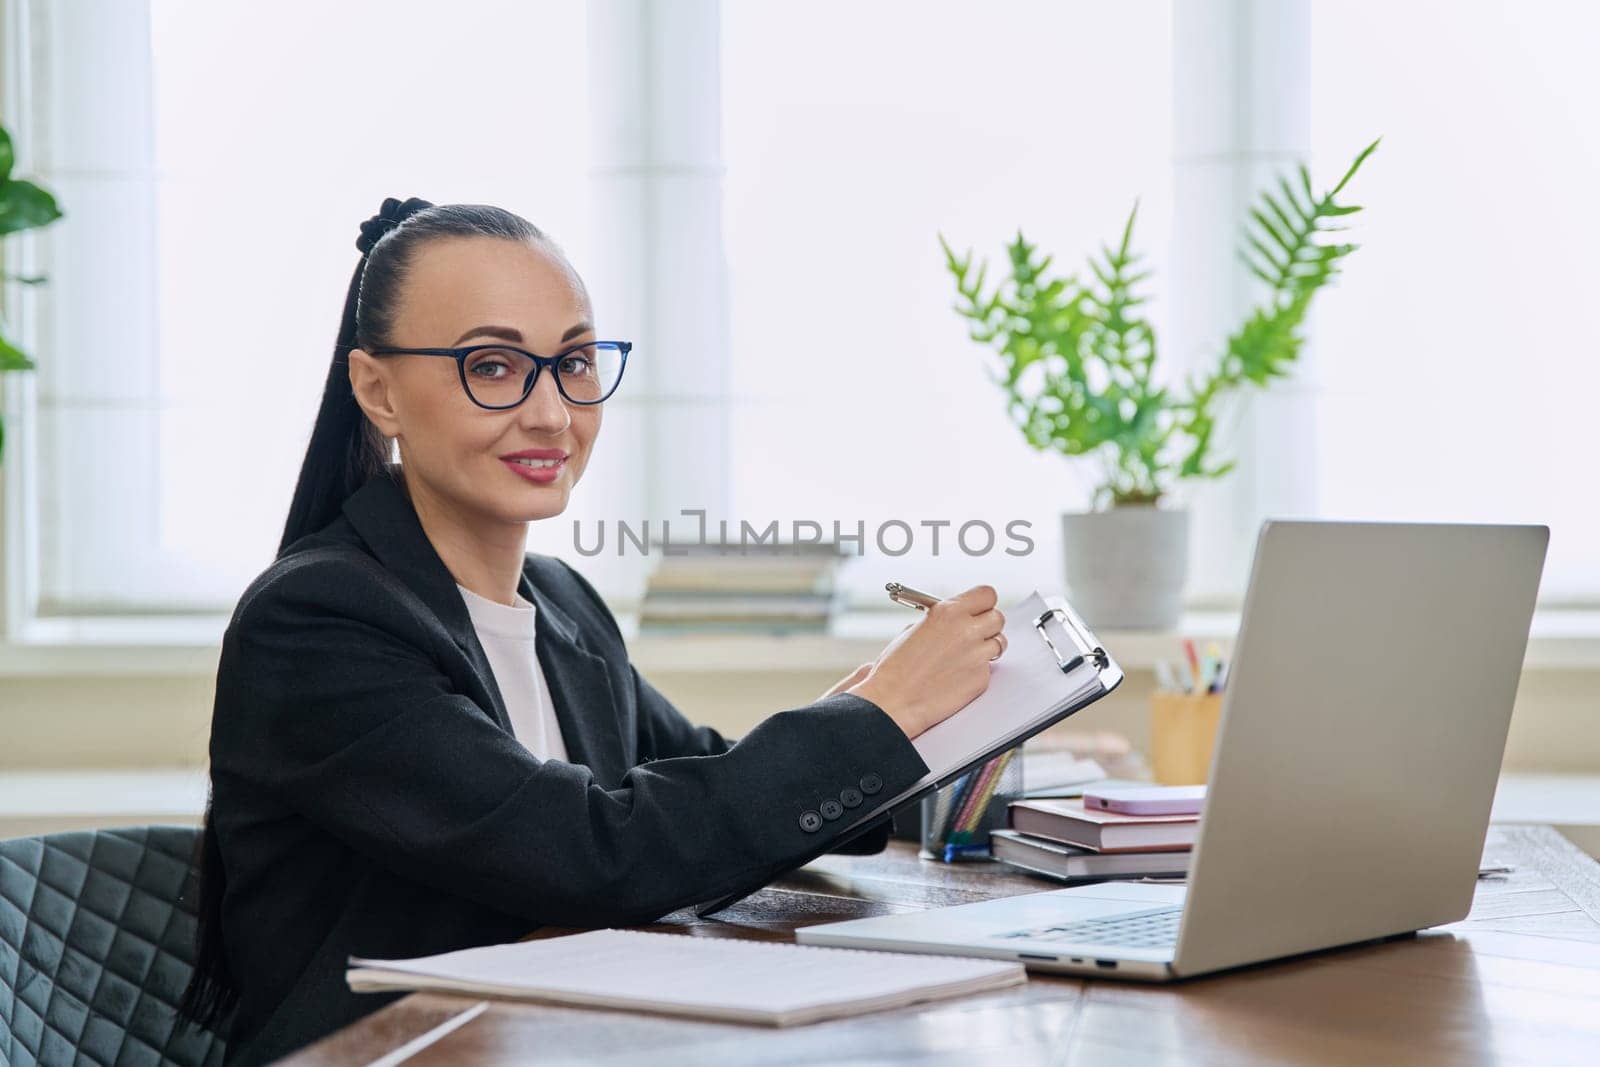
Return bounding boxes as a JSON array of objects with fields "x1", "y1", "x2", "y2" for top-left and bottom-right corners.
[{"x1": 285, "y1": 826, "x2": 1600, "y2": 1065}]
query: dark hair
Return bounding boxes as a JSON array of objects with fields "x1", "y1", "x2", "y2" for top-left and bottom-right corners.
[{"x1": 177, "y1": 197, "x2": 547, "y2": 1033}]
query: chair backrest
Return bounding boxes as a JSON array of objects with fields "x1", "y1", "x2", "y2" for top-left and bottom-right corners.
[{"x1": 0, "y1": 824, "x2": 226, "y2": 1066}]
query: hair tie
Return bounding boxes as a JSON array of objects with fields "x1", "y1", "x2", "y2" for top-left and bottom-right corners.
[{"x1": 355, "y1": 196, "x2": 433, "y2": 255}]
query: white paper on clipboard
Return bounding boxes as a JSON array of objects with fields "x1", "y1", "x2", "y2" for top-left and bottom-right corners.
[{"x1": 906, "y1": 591, "x2": 1109, "y2": 787}]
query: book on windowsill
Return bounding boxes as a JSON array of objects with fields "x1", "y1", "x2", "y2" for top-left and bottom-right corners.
[
  {"x1": 990, "y1": 829, "x2": 1190, "y2": 884},
  {"x1": 640, "y1": 541, "x2": 843, "y2": 632},
  {"x1": 1007, "y1": 797, "x2": 1198, "y2": 853},
  {"x1": 648, "y1": 538, "x2": 847, "y2": 559},
  {"x1": 645, "y1": 565, "x2": 838, "y2": 595},
  {"x1": 639, "y1": 592, "x2": 836, "y2": 621}
]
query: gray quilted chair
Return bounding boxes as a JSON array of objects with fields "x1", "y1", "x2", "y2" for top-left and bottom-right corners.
[{"x1": 0, "y1": 825, "x2": 226, "y2": 1066}]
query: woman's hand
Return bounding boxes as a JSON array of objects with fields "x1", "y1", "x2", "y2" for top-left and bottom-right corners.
[
  {"x1": 846, "y1": 584, "x2": 1006, "y2": 740},
  {"x1": 819, "y1": 662, "x2": 874, "y2": 702}
]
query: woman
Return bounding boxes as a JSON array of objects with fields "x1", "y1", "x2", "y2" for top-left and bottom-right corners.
[{"x1": 178, "y1": 197, "x2": 1007, "y2": 1065}]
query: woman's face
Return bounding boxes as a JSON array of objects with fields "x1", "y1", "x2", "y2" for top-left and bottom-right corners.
[{"x1": 349, "y1": 235, "x2": 601, "y2": 526}]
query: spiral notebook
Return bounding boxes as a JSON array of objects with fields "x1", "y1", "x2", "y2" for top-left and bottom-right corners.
[
  {"x1": 693, "y1": 590, "x2": 1123, "y2": 916},
  {"x1": 346, "y1": 928, "x2": 1026, "y2": 1026}
]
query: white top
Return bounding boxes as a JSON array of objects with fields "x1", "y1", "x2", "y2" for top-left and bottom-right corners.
[{"x1": 455, "y1": 582, "x2": 570, "y2": 762}]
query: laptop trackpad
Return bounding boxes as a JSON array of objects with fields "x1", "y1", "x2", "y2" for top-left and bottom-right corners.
[
  {"x1": 797, "y1": 882, "x2": 1186, "y2": 948},
  {"x1": 962, "y1": 881, "x2": 1187, "y2": 930}
]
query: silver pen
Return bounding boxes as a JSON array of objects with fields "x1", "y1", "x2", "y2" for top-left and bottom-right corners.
[{"x1": 885, "y1": 581, "x2": 941, "y2": 611}]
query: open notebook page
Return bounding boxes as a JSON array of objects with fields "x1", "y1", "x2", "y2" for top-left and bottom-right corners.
[{"x1": 347, "y1": 928, "x2": 1025, "y2": 1027}]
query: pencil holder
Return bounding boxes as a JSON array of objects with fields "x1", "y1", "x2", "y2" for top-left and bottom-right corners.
[
  {"x1": 1150, "y1": 690, "x2": 1224, "y2": 784},
  {"x1": 918, "y1": 746, "x2": 1024, "y2": 862}
]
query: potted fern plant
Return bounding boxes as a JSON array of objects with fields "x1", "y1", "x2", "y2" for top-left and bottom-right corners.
[
  {"x1": 0, "y1": 122, "x2": 65, "y2": 465},
  {"x1": 941, "y1": 139, "x2": 1378, "y2": 629}
]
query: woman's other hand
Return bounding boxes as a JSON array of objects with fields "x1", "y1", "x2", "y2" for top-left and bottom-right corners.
[{"x1": 819, "y1": 661, "x2": 874, "y2": 702}]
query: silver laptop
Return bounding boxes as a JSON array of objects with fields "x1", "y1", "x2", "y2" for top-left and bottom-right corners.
[{"x1": 796, "y1": 519, "x2": 1549, "y2": 980}]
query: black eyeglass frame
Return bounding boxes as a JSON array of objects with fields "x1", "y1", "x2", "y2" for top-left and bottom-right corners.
[{"x1": 366, "y1": 340, "x2": 633, "y2": 408}]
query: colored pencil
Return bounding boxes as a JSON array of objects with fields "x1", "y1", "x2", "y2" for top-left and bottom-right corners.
[
  {"x1": 1182, "y1": 637, "x2": 1201, "y2": 690},
  {"x1": 950, "y1": 757, "x2": 1002, "y2": 837},
  {"x1": 935, "y1": 770, "x2": 978, "y2": 842},
  {"x1": 948, "y1": 749, "x2": 1017, "y2": 845}
]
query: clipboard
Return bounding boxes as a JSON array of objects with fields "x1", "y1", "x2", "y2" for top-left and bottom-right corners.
[{"x1": 692, "y1": 591, "x2": 1123, "y2": 918}]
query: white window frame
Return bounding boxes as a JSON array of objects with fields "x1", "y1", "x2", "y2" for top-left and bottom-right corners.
[
  {"x1": 1172, "y1": 0, "x2": 1321, "y2": 608},
  {"x1": 1, "y1": 0, "x2": 222, "y2": 655}
]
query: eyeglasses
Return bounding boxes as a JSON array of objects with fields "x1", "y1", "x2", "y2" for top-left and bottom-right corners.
[{"x1": 366, "y1": 340, "x2": 632, "y2": 409}]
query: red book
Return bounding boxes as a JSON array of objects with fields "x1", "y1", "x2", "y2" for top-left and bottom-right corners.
[{"x1": 1007, "y1": 797, "x2": 1197, "y2": 853}]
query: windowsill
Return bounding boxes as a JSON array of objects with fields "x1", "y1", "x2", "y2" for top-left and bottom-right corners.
[
  {"x1": 623, "y1": 607, "x2": 1600, "y2": 673},
  {"x1": 1, "y1": 615, "x2": 227, "y2": 677},
  {"x1": 4, "y1": 606, "x2": 1600, "y2": 676}
]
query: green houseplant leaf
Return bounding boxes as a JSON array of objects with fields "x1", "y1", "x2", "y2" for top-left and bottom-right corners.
[
  {"x1": 0, "y1": 122, "x2": 65, "y2": 462},
  {"x1": 944, "y1": 138, "x2": 1379, "y2": 507}
]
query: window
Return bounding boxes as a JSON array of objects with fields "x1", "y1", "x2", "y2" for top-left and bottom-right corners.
[
  {"x1": 721, "y1": 0, "x2": 1175, "y2": 606},
  {"x1": 9, "y1": 0, "x2": 1590, "y2": 638},
  {"x1": 1306, "y1": 0, "x2": 1599, "y2": 602},
  {"x1": 15, "y1": 0, "x2": 594, "y2": 618}
]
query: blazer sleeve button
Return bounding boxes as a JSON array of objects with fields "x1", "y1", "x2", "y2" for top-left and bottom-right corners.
[
  {"x1": 839, "y1": 786, "x2": 863, "y2": 808},
  {"x1": 819, "y1": 799, "x2": 843, "y2": 820},
  {"x1": 798, "y1": 810, "x2": 823, "y2": 833},
  {"x1": 859, "y1": 773, "x2": 883, "y2": 795}
]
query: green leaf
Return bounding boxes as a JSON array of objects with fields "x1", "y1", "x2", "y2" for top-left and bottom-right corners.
[
  {"x1": 1241, "y1": 253, "x2": 1279, "y2": 287},
  {"x1": 1276, "y1": 176, "x2": 1311, "y2": 223},
  {"x1": 1088, "y1": 256, "x2": 1115, "y2": 291},
  {"x1": 1244, "y1": 235, "x2": 1287, "y2": 278},
  {"x1": 1248, "y1": 207, "x2": 1291, "y2": 253},
  {"x1": 0, "y1": 178, "x2": 64, "y2": 237},
  {"x1": 0, "y1": 329, "x2": 37, "y2": 371},
  {"x1": 1330, "y1": 137, "x2": 1381, "y2": 196},
  {"x1": 0, "y1": 125, "x2": 12, "y2": 183},
  {"x1": 1118, "y1": 200, "x2": 1140, "y2": 257},
  {"x1": 1262, "y1": 192, "x2": 1300, "y2": 245},
  {"x1": 1188, "y1": 140, "x2": 1380, "y2": 479}
]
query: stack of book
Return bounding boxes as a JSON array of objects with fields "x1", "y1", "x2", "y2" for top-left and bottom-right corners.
[
  {"x1": 992, "y1": 796, "x2": 1197, "y2": 884},
  {"x1": 639, "y1": 541, "x2": 843, "y2": 633}
]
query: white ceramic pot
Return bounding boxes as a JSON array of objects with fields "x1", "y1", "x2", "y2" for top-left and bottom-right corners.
[{"x1": 1060, "y1": 506, "x2": 1189, "y2": 631}]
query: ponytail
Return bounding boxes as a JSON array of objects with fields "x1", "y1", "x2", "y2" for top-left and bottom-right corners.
[
  {"x1": 176, "y1": 780, "x2": 234, "y2": 1031},
  {"x1": 275, "y1": 257, "x2": 393, "y2": 557}
]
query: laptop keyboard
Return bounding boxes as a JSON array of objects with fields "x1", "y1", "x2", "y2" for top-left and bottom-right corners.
[{"x1": 995, "y1": 906, "x2": 1182, "y2": 949}]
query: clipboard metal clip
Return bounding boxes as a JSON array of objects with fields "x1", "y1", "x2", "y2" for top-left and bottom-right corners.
[{"x1": 1033, "y1": 606, "x2": 1109, "y2": 675}]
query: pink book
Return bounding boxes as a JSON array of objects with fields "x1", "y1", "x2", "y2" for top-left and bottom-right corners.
[{"x1": 1007, "y1": 797, "x2": 1198, "y2": 853}]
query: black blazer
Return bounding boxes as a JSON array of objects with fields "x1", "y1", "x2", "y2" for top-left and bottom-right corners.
[{"x1": 207, "y1": 467, "x2": 931, "y2": 1065}]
